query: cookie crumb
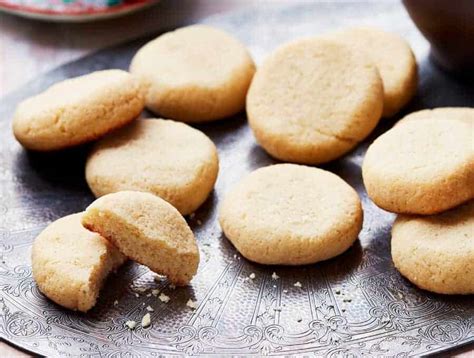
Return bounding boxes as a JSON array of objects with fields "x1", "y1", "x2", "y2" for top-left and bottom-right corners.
[
  {"x1": 186, "y1": 299, "x2": 198, "y2": 309},
  {"x1": 297, "y1": 318, "x2": 302, "y2": 323},
  {"x1": 196, "y1": 219, "x2": 202, "y2": 225},
  {"x1": 271, "y1": 272, "x2": 279, "y2": 280},
  {"x1": 146, "y1": 293, "x2": 151, "y2": 297},
  {"x1": 125, "y1": 320, "x2": 136, "y2": 330},
  {"x1": 146, "y1": 305, "x2": 154, "y2": 312},
  {"x1": 249, "y1": 273, "x2": 256, "y2": 280},
  {"x1": 113, "y1": 300, "x2": 118, "y2": 306},
  {"x1": 335, "y1": 289, "x2": 341, "y2": 295},
  {"x1": 134, "y1": 293, "x2": 140, "y2": 298},
  {"x1": 294, "y1": 281, "x2": 302, "y2": 288},
  {"x1": 159, "y1": 293, "x2": 170, "y2": 303},
  {"x1": 169, "y1": 284, "x2": 176, "y2": 290},
  {"x1": 283, "y1": 289, "x2": 288, "y2": 294},
  {"x1": 141, "y1": 313, "x2": 151, "y2": 328},
  {"x1": 151, "y1": 289, "x2": 160, "y2": 296}
]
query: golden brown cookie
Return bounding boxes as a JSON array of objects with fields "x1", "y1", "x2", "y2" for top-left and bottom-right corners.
[
  {"x1": 247, "y1": 38, "x2": 383, "y2": 164},
  {"x1": 13, "y1": 70, "x2": 144, "y2": 151},
  {"x1": 329, "y1": 26, "x2": 417, "y2": 117},
  {"x1": 219, "y1": 164, "x2": 363, "y2": 265},
  {"x1": 130, "y1": 25, "x2": 255, "y2": 122},
  {"x1": 392, "y1": 201, "x2": 474, "y2": 295},
  {"x1": 86, "y1": 119, "x2": 219, "y2": 215},
  {"x1": 363, "y1": 119, "x2": 474, "y2": 214}
]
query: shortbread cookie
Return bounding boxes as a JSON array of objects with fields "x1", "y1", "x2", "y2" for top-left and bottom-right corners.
[
  {"x1": 219, "y1": 164, "x2": 363, "y2": 265},
  {"x1": 32, "y1": 213, "x2": 126, "y2": 312},
  {"x1": 329, "y1": 27, "x2": 417, "y2": 117},
  {"x1": 13, "y1": 70, "x2": 144, "y2": 151},
  {"x1": 247, "y1": 38, "x2": 383, "y2": 164},
  {"x1": 82, "y1": 191, "x2": 199, "y2": 285},
  {"x1": 363, "y1": 119, "x2": 474, "y2": 214},
  {"x1": 397, "y1": 107, "x2": 474, "y2": 126},
  {"x1": 392, "y1": 201, "x2": 474, "y2": 294},
  {"x1": 86, "y1": 119, "x2": 218, "y2": 215},
  {"x1": 130, "y1": 25, "x2": 255, "y2": 122}
]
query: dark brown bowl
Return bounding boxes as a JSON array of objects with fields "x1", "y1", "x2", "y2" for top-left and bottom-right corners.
[{"x1": 403, "y1": 0, "x2": 474, "y2": 76}]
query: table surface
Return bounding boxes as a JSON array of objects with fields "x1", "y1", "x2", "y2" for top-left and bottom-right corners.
[{"x1": 0, "y1": 1, "x2": 472, "y2": 357}]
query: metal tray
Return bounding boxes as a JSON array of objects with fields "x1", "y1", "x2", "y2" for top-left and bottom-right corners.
[{"x1": 0, "y1": 2, "x2": 473, "y2": 356}]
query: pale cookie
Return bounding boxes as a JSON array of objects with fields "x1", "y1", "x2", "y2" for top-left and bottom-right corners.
[
  {"x1": 130, "y1": 25, "x2": 255, "y2": 122},
  {"x1": 397, "y1": 107, "x2": 474, "y2": 126},
  {"x1": 86, "y1": 119, "x2": 219, "y2": 215},
  {"x1": 247, "y1": 38, "x2": 383, "y2": 164},
  {"x1": 13, "y1": 70, "x2": 145, "y2": 151},
  {"x1": 32, "y1": 213, "x2": 126, "y2": 312},
  {"x1": 392, "y1": 201, "x2": 474, "y2": 295},
  {"x1": 363, "y1": 119, "x2": 474, "y2": 214},
  {"x1": 329, "y1": 27, "x2": 417, "y2": 117},
  {"x1": 82, "y1": 191, "x2": 199, "y2": 286},
  {"x1": 219, "y1": 164, "x2": 363, "y2": 265}
]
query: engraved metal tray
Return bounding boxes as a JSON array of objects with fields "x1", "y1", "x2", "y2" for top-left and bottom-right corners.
[{"x1": 1, "y1": 2, "x2": 473, "y2": 356}]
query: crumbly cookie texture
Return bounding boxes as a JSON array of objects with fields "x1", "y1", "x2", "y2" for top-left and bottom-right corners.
[
  {"x1": 328, "y1": 26, "x2": 417, "y2": 117},
  {"x1": 219, "y1": 164, "x2": 363, "y2": 265},
  {"x1": 392, "y1": 201, "x2": 474, "y2": 295},
  {"x1": 13, "y1": 69, "x2": 145, "y2": 151},
  {"x1": 396, "y1": 107, "x2": 474, "y2": 126},
  {"x1": 130, "y1": 25, "x2": 255, "y2": 122},
  {"x1": 32, "y1": 213, "x2": 126, "y2": 312},
  {"x1": 82, "y1": 191, "x2": 199, "y2": 286},
  {"x1": 86, "y1": 119, "x2": 219, "y2": 215},
  {"x1": 247, "y1": 37, "x2": 383, "y2": 164},
  {"x1": 363, "y1": 119, "x2": 474, "y2": 214}
]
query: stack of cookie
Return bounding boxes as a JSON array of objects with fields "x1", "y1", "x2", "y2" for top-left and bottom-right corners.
[
  {"x1": 363, "y1": 107, "x2": 474, "y2": 295},
  {"x1": 11, "y1": 23, "x2": 472, "y2": 313}
]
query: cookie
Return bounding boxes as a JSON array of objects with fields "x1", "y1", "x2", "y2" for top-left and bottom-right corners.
[
  {"x1": 86, "y1": 119, "x2": 219, "y2": 215},
  {"x1": 13, "y1": 70, "x2": 144, "y2": 151},
  {"x1": 82, "y1": 191, "x2": 199, "y2": 286},
  {"x1": 247, "y1": 38, "x2": 383, "y2": 164},
  {"x1": 397, "y1": 107, "x2": 474, "y2": 126},
  {"x1": 329, "y1": 27, "x2": 417, "y2": 117},
  {"x1": 392, "y1": 201, "x2": 474, "y2": 295},
  {"x1": 32, "y1": 213, "x2": 126, "y2": 312},
  {"x1": 219, "y1": 164, "x2": 363, "y2": 265},
  {"x1": 130, "y1": 25, "x2": 255, "y2": 122},
  {"x1": 363, "y1": 119, "x2": 474, "y2": 214}
]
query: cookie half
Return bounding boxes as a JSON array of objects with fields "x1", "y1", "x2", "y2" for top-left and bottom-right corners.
[
  {"x1": 82, "y1": 191, "x2": 199, "y2": 286},
  {"x1": 86, "y1": 119, "x2": 219, "y2": 215},
  {"x1": 32, "y1": 213, "x2": 126, "y2": 312},
  {"x1": 219, "y1": 164, "x2": 363, "y2": 265},
  {"x1": 13, "y1": 70, "x2": 144, "y2": 151},
  {"x1": 363, "y1": 119, "x2": 473, "y2": 214},
  {"x1": 130, "y1": 25, "x2": 255, "y2": 122},
  {"x1": 392, "y1": 201, "x2": 474, "y2": 295},
  {"x1": 329, "y1": 26, "x2": 417, "y2": 117},
  {"x1": 247, "y1": 38, "x2": 383, "y2": 164}
]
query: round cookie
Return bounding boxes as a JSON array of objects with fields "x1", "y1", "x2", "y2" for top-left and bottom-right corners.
[
  {"x1": 329, "y1": 27, "x2": 417, "y2": 117},
  {"x1": 397, "y1": 107, "x2": 474, "y2": 126},
  {"x1": 392, "y1": 201, "x2": 474, "y2": 295},
  {"x1": 32, "y1": 213, "x2": 126, "y2": 312},
  {"x1": 247, "y1": 38, "x2": 383, "y2": 164},
  {"x1": 219, "y1": 164, "x2": 363, "y2": 265},
  {"x1": 86, "y1": 119, "x2": 219, "y2": 216},
  {"x1": 363, "y1": 119, "x2": 474, "y2": 214},
  {"x1": 130, "y1": 25, "x2": 256, "y2": 122},
  {"x1": 82, "y1": 191, "x2": 199, "y2": 286},
  {"x1": 13, "y1": 70, "x2": 145, "y2": 151}
]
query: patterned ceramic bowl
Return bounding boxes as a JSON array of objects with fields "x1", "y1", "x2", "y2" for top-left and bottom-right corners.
[{"x1": 0, "y1": 0, "x2": 158, "y2": 22}]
